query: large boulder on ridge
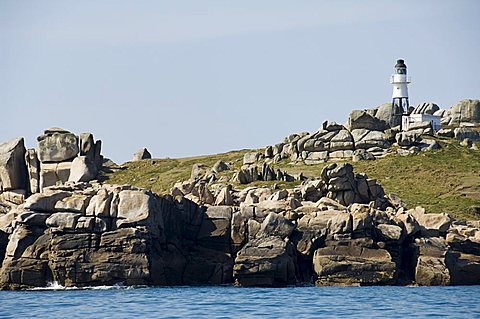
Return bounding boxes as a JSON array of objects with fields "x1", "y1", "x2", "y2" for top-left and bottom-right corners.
[
  {"x1": 454, "y1": 127, "x2": 480, "y2": 141},
  {"x1": 68, "y1": 156, "x2": 98, "y2": 182},
  {"x1": 133, "y1": 148, "x2": 151, "y2": 161},
  {"x1": 412, "y1": 102, "x2": 440, "y2": 115},
  {"x1": 79, "y1": 133, "x2": 95, "y2": 159},
  {"x1": 320, "y1": 163, "x2": 388, "y2": 208},
  {"x1": 446, "y1": 99, "x2": 480, "y2": 126},
  {"x1": 37, "y1": 128, "x2": 79, "y2": 163},
  {"x1": 375, "y1": 103, "x2": 403, "y2": 127},
  {"x1": 347, "y1": 110, "x2": 388, "y2": 131},
  {"x1": 0, "y1": 137, "x2": 28, "y2": 192},
  {"x1": 351, "y1": 129, "x2": 390, "y2": 150}
]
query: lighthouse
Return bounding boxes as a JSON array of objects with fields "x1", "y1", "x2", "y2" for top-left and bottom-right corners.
[{"x1": 390, "y1": 59, "x2": 410, "y2": 129}]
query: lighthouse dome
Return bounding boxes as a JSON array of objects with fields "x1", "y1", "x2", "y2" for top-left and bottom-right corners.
[{"x1": 395, "y1": 59, "x2": 407, "y2": 68}]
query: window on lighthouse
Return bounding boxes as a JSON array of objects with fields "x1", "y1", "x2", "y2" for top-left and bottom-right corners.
[{"x1": 396, "y1": 69, "x2": 406, "y2": 74}]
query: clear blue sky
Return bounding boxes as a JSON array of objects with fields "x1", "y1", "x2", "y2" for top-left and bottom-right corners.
[{"x1": 1, "y1": 0, "x2": 479, "y2": 163}]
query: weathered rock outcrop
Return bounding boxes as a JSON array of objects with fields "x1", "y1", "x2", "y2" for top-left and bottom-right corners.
[
  {"x1": 234, "y1": 236, "x2": 297, "y2": 287},
  {"x1": 133, "y1": 148, "x2": 152, "y2": 161},
  {"x1": 172, "y1": 157, "x2": 300, "y2": 205},
  {"x1": 265, "y1": 115, "x2": 395, "y2": 164},
  {"x1": 261, "y1": 98, "x2": 480, "y2": 167},
  {"x1": 444, "y1": 99, "x2": 480, "y2": 126},
  {"x1": 34, "y1": 129, "x2": 103, "y2": 191},
  {"x1": 25, "y1": 149, "x2": 40, "y2": 194},
  {"x1": 34, "y1": 128, "x2": 103, "y2": 190},
  {"x1": 454, "y1": 127, "x2": 480, "y2": 142},
  {"x1": 445, "y1": 221, "x2": 480, "y2": 285},
  {"x1": 0, "y1": 138, "x2": 28, "y2": 193},
  {"x1": 0, "y1": 183, "x2": 236, "y2": 289},
  {"x1": 375, "y1": 102, "x2": 403, "y2": 127},
  {"x1": 68, "y1": 156, "x2": 98, "y2": 182},
  {"x1": 1, "y1": 160, "x2": 480, "y2": 289},
  {"x1": 37, "y1": 128, "x2": 79, "y2": 163},
  {"x1": 1, "y1": 119, "x2": 480, "y2": 289},
  {"x1": 313, "y1": 240, "x2": 397, "y2": 286},
  {"x1": 321, "y1": 163, "x2": 388, "y2": 208},
  {"x1": 412, "y1": 102, "x2": 440, "y2": 115},
  {"x1": 347, "y1": 110, "x2": 389, "y2": 132},
  {"x1": 410, "y1": 237, "x2": 451, "y2": 286}
]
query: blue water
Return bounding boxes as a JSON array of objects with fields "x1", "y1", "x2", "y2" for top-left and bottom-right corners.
[{"x1": 1, "y1": 286, "x2": 480, "y2": 318}]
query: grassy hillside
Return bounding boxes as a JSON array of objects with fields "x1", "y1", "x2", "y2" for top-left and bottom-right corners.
[
  {"x1": 101, "y1": 149, "x2": 253, "y2": 194},
  {"x1": 102, "y1": 139, "x2": 480, "y2": 221}
]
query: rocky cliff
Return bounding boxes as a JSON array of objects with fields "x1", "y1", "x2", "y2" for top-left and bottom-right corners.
[
  {"x1": 2, "y1": 165, "x2": 479, "y2": 289},
  {"x1": 1, "y1": 99, "x2": 479, "y2": 289},
  {"x1": 0, "y1": 182, "x2": 235, "y2": 289},
  {"x1": 1, "y1": 154, "x2": 479, "y2": 289}
]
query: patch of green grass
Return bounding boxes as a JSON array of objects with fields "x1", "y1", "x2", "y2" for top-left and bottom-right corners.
[
  {"x1": 101, "y1": 150, "x2": 253, "y2": 194},
  {"x1": 351, "y1": 141, "x2": 480, "y2": 220},
  {"x1": 103, "y1": 140, "x2": 480, "y2": 220},
  {"x1": 275, "y1": 140, "x2": 480, "y2": 219}
]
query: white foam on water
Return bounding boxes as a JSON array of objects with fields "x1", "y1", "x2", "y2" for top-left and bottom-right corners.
[
  {"x1": 87, "y1": 284, "x2": 124, "y2": 290},
  {"x1": 30, "y1": 281, "x2": 68, "y2": 291},
  {"x1": 28, "y1": 282, "x2": 140, "y2": 291}
]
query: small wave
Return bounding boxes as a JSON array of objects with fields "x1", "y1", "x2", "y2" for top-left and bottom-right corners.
[
  {"x1": 29, "y1": 282, "x2": 144, "y2": 291},
  {"x1": 85, "y1": 284, "x2": 146, "y2": 290},
  {"x1": 30, "y1": 281, "x2": 68, "y2": 291}
]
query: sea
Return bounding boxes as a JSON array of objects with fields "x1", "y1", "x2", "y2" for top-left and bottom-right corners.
[{"x1": 1, "y1": 285, "x2": 480, "y2": 318}]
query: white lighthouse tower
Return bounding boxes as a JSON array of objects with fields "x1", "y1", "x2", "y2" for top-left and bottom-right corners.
[{"x1": 390, "y1": 59, "x2": 410, "y2": 129}]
